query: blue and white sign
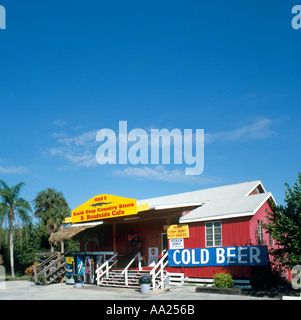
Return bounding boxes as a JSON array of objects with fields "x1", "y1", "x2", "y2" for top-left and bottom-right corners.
[{"x1": 168, "y1": 246, "x2": 268, "y2": 267}]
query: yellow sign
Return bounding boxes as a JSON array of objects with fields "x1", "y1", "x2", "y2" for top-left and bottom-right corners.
[
  {"x1": 167, "y1": 224, "x2": 189, "y2": 239},
  {"x1": 72, "y1": 194, "x2": 137, "y2": 223}
]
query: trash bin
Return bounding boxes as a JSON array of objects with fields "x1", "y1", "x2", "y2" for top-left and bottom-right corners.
[
  {"x1": 74, "y1": 274, "x2": 84, "y2": 288},
  {"x1": 139, "y1": 276, "x2": 151, "y2": 294}
]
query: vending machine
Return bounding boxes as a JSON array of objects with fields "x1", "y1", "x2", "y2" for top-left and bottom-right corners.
[
  {"x1": 84, "y1": 256, "x2": 95, "y2": 284},
  {"x1": 76, "y1": 254, "x2": 84, "y2": 283},
  {"x1": 65, "y1": 252, "x2": 85, "y2": 285},
  {"x1": 65, "y1": 255, "x2": 75, "y2": 285},
  {"x1": 65, "y1": 252, "x2": 103, "y2": 285}
]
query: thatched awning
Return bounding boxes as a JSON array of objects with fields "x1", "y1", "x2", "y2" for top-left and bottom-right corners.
[{"x1": 49, "y1": 224, "x2": 98, "y2": 244}]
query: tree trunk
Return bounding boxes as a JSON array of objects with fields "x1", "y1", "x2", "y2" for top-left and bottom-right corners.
[
  {"x1": 9, "y1": 224, "x2": 15, "y2": 278},
  {"x1": 60, "y1": 225, "x2": 64, "y2": 254}
]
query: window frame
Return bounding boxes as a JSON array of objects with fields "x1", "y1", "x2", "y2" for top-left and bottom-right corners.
[
  {"x1": 205, "y1": 220, "x2": 222, "y2": 247},
  {"x1": 257, "y1": 220, "x2": 264, "y2": 245}
]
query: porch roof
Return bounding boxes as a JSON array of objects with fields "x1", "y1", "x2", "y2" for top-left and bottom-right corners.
[{"x1": 49, "y1": 224, "x2": 99, "y2": 244}]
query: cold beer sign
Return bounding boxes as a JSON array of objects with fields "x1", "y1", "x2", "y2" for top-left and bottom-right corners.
[{"x1": 168, "y1": 245, "x2": 269, "y2": 267}]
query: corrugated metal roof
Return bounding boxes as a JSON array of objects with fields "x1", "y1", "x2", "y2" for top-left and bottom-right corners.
[{"x1": 137, "y1": 180, "x2": 274, "y2": 223}]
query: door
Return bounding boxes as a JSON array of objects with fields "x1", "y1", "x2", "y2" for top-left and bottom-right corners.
[{"x1": 161, "y1": 232, "x2": 168, "y2": 252}]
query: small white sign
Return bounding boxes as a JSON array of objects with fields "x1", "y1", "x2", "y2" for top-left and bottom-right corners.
[
  {"x1": 148, "y1": 247, "x2": 159, "y2": 266},
  {"x1": 169, "y1": 238, "x2": 184, "y2": 249}
]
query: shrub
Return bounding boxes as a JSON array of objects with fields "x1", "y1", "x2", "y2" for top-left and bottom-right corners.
[
  {"x1": 213, "y1": 273, "x2": 234, "y2": 288},
  {"x1": 251, "y1": 265, "x2": 290, "y2": 289},
  {"x1": 24, "y1": 262, "x2": 39, "y2": 277}
]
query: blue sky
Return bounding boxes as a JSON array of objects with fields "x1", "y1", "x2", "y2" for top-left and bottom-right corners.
[{"x1": 0, "y1": 0, "x2": 300, "y2": 212}]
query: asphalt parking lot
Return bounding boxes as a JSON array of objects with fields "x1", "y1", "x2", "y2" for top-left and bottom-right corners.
[{"x1": 0, "y1": 280, "x2": 279, "y2": 300}]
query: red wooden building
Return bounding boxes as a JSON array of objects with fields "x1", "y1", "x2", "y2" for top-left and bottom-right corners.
[{"x1": 53, "y1": 180, "x2": 287, "y2": 288}]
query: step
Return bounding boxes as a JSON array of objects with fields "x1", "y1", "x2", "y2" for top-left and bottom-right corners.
[
  {"x1": 99, "y1": 283, "x2": 140, "y2": 288},
  {"x1": 101, "y1": 279, "x2": 139, "y2": 284},
  {"x1": 111, "y1": 269, "x2": 151, "y2": 274},
  {"x1": 45, "y1": 268, "x2": 65, "y2": 279},
  {"x1": 99, "y1": 277, "x2": 162, "y2": 286},
  {"x1": 103, "y1": 278, "x2": 139, "y2": 283},
  {"x1": 106, "y1": 274, "x2": 151, "y2": 279}
]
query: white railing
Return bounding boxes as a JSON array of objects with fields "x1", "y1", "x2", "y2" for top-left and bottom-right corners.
[
  {"x1": 150, "y1": 250, "x2": 169, "y2": 290},
  {"x1": 96, "y1": 252, "x2": 118, "y2": 285},
  {"x1": 121, "y1": 252, "x2": 142, "y2": 286}
]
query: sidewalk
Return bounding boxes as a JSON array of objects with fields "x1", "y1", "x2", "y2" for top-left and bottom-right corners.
[{"x1": 0, "y1": 280, "x2": 279, "y2": 300}]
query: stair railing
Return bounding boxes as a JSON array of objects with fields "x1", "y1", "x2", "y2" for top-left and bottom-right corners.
[
  {"x1": 96, "y1": 252, "x2": 118, "y2": 285},
  {"x1": 150, "y1": 250, "x2": 169, "y2": 290},
  {"x1": 34, "y1": 252, "x2": 67, "y2": 284},
  {"x1": 121, "y1": 252, "x2": 141, "y2": 286},
  {"x1": 34, "y1": 252, "x2": 59, "y2": 283}
]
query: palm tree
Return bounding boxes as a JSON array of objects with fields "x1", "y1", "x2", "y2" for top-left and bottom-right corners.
[
  {"x1": 33, "y1": 188, "x2": 70, "y2": 253},
  {"x1": 0, "y1": 180, "x2": 31, "y2": 278}
]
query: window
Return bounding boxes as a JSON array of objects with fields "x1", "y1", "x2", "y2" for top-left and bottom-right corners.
[
  {"x1": 269, "y1": 232, "x2": 274, "y2": 246},
  {"x1": 257, "y1": 220, "x2": 264, "y2": 245},
  {"x1": 205, "y1": 221, "x2": 222, "y2": 247}
]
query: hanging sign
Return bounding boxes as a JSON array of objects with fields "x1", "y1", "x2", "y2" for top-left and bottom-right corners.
[
  {"x1": 72, "y1": 194, "x2": 137, "y2": 223},
  {"x1": 167, "y1": 224, "x2": 189, "y2": 239},
  {"x1": 169, "y1": 238, "x2": 184, "y2": 249},
  {"x1": 168, "y1": 245, "x2": 269, "y2": 267}
]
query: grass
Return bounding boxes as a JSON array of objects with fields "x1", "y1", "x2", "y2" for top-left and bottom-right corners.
[{"x1": 5, "y1": 274, "x2": 31, "y2": 281}]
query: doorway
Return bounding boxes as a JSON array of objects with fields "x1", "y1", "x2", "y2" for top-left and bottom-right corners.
[{"x1": 161, "y1": 232, "x2": 168, "y2": 252}]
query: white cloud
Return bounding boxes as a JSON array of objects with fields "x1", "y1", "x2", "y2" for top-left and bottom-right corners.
[
  {"x1": 46, "y1": 130, "x2": 98, "y2": 169},
  {"x1": 53, "y1": 119, "x2": 67, "y2": 127},
  {"x1": 0, "y1": 165, "x2": 29, "y2": 174},
  {"x1": 205, "y1": 119, "x2": 274, "y2": 144},
  {"x1": 113, "y1": 165, "x2": 217, "y2": 185}
]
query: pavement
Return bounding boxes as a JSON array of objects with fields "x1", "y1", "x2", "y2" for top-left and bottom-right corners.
[{"x1": 0, "y1": 280, "x2": 280, "y2": 300}]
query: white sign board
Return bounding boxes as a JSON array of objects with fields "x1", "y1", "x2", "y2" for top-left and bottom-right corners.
[
  {"x1": 148, "y1": 247, "x2": 159, "y2": 266},
  {"x1": 169, "y1": 238, "x2": 184, "y2": 249}
]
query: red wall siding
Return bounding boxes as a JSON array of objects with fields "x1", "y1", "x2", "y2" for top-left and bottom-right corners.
[
  {"x1": 249, "y1": 200, "x2": 272, "y2": 246},
  {"x1": 115, "y1": 219, "x2": 164, "y2": 257},
  {"x1": 222, "y1": 217, "x2": 251, "y2": 246},
  {"x1": 180, "y1": 217, "x2": 252, "y2": 279}
]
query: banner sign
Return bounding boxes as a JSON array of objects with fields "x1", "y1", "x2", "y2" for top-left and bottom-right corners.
[
  {"x1": 167, "y1": 224, "x2": 189, "y2": 239},
  {"x1": 72, "y1": 194, "x2": 137, "y2": 223},
  {"x1": 168, "y1": 246, "x2": 269, "y2": 267}
]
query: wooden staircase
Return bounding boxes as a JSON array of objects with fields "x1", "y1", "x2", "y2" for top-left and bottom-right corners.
[{"x1": 33, "y1": 252, "x2": 66, "y2": 285}]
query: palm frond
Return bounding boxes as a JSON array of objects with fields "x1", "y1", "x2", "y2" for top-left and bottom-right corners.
[{"x1": 12, "y1": 182, "x2": 25, "y2": 198}]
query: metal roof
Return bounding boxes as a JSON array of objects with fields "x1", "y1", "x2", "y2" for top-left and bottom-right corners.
[{"x1": 137, "y1": 180, "x2": 274, "y2": 223}]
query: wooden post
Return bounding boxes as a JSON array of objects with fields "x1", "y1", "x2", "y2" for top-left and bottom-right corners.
[
  {"x1": 34, "y1": 266, "x2": 37, "y2": 283},
  {"x1": 60, "y1": 225, "x2": 64, "y2": 254},
  {"x1": 113, "y1": 223, "x2": 117, "y2": 253}
]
